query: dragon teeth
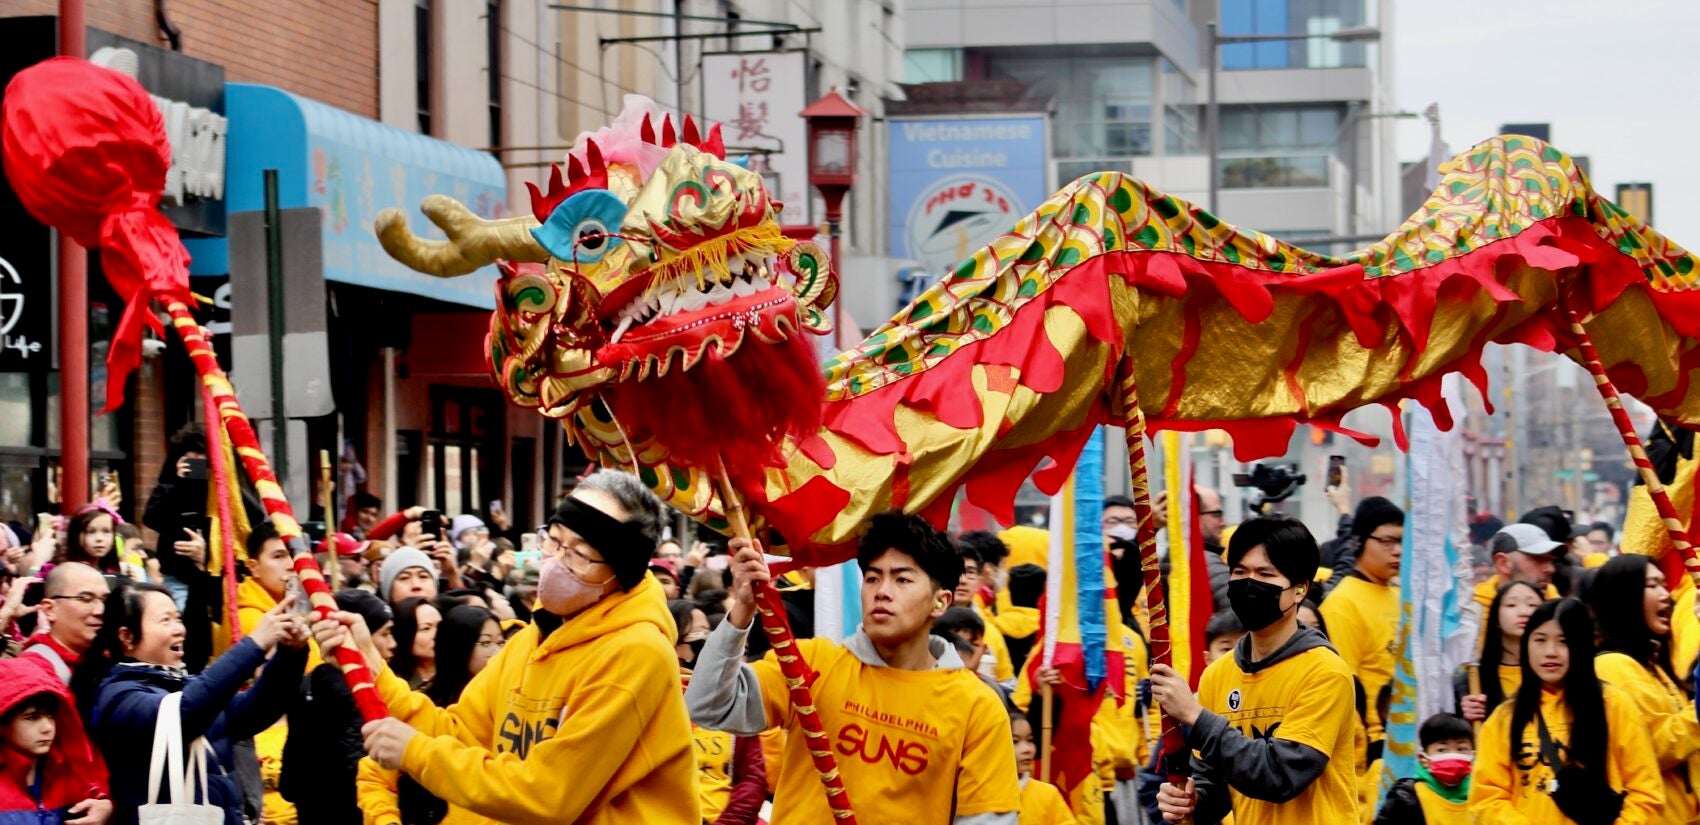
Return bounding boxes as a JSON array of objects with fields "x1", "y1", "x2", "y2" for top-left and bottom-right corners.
[{"x1": 610, "y1": 316, "x2": 635, "y2": 344}]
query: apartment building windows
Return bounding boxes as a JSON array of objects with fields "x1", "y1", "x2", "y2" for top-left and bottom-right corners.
[
  {"x1": 486, "y1": 0, "x2": 501, "y2": 151},
  {"x1": 416, "y1": 0, "x2": 433, "y2": 134},
  {"x1": 1219, "y1": 105, "x2": 1342, "y2": 188},
  {"x1": 904, "y1": 49, "x2": 963, "y2": 83},
  {"x1": 1220, "y1": 0, "x2": 1367, "y2": 70}
]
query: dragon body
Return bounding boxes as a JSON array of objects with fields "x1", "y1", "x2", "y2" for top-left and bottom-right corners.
[{"x1": 379, "y1": 109, "x2": 1700, "y2": 567}]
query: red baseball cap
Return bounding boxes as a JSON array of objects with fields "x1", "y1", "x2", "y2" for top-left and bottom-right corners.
[{"x1": 318, "y1": 532, "x2": 367, "y2": 557}]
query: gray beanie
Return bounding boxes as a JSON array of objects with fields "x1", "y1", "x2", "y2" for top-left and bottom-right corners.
[{"x1": 379, "y1": 547, "x2": 435, "y2": 603}]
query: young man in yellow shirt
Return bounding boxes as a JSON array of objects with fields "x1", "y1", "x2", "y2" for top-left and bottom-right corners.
[
  {"x1": 1151, "y1": 517, "x2": 1360, "y2": 825},
  {"x1": 688, "y1": 511, "x2": 1022, "y2": 824},
  {"x1": 1318, "y1": 500, "x2": 1403, "y2": 742},
  {"x1": 315, "y1": 470, "x2": 701, "y2": 825}
]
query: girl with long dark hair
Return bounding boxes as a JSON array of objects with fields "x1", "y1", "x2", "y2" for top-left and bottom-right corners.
[
  {"x1": 388, "y1": 597, "x2": 441, "y2": 690},
  {"x1": 1585, "y1": 553, "x2": 1700, "y2": 824},
  {"x1": 57, "y1": 507, "x2": 120, "y2": 576},
  {"x1": 1468, "y1": 598, "x2": 1662, "y2": 823},
  {"x1": 1457, "y1": 580, "x2": 1543, "y2": 722},
  {"x1": 424, "y1": 605, "x2": 500, "y2": 708}
]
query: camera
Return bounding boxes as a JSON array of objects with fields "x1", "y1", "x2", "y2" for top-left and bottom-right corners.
[{"x1": 1232, "y1": 463, "x2": 1306, "y2": 515}]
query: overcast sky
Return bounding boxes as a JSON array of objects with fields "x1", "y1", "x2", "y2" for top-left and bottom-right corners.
[{"x1": 1393, "y1": 0, "x2": 1700, "y2": 245}]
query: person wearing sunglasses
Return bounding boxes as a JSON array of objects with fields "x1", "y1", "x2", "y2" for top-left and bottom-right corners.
[{"x1": 318, "y1": 469, "x2": 700, "y2": 825}]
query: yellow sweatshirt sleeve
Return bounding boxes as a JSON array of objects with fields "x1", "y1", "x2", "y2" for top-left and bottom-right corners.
[
  {"x1": 1319, "y1": 592, "x2": 1366, "y2": 685},
  {"x1": 1596, "y1": 653, "x2": 1700, "y2": 771},
  {"x1": 374, "y1": 658, "x2": 494, "y2": 746},
  {"x1": 355, "y1": 758, "x2": 403, "y2": 825},
  {"x1": 398, "y1": 642, "x2": 682, "y2": 824},
  {"x1": 1464, "y1": 705, "x2": 1531, "y2": 825},
  {"x1": 987, "y1": 621, "x2": 1014, "y2": 684},
  {"x1": 1012, "y1": 667, "x2": 1032, "y2": 713},
  {"x1": 1606, "y1": 687, "x2": 1668, "y2": 825}
]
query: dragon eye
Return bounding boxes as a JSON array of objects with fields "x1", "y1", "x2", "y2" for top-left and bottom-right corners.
[
  {"x1": 531, "y1": 190, "x2": 628, "y2": 263},
  {"x1": 577, "y1": 221, "x2": 608, "y2": 251}
]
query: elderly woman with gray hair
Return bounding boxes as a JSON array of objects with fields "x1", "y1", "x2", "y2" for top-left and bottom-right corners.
[{"x1": 316, "y1": 469, "x2": 704, "y2": 825}]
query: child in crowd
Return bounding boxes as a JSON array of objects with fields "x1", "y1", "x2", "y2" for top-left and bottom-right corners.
[
  {"x1": 0, "y1": 659, "x2": 109, "y2": 824},
  {"x1": 1204, "y1": 611, "x2": 1245, "y2": 666},
  {"x1": 1011, "y1": 711, "x2": 1071, "y2": 825},
  {"x1": 1374, "y1": 713, "x2": 1473, "y2": 825}
]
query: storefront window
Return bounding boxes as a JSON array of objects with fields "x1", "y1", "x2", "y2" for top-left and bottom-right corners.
[{"x1": 0, "y1": 375, "x2": 30, "y2": 447}]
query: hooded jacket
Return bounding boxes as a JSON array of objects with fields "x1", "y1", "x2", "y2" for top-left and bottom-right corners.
[
  {"x1": 1188, "y1": 626, "x2": 1360, "y2": 825},
  {"x1": 0, "y1": 660, "x2": 107, "y2": 823},
  {"x1": 1592, "y1": 653, "x2": 1697, "y2": 825},
  {"x1": 360, "y1": 573, "x2": 699, "y2": 825},
  {"x1": 90, "y1": 637, "x2": 307, "y2": 825}
]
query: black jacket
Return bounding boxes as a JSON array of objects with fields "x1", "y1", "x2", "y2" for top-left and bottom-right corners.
[
  {"x1": 279, "y1": 664, "x2": 366, "y2": 825},
  {"x1": 1373, "y1": 777, "x2": 1425, "y2": 825}
]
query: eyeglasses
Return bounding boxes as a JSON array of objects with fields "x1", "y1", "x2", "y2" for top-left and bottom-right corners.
[
  {"x1": 1366, "y1": 534, "x2": 1403, "y2": 546},
  {"x1": 44, "y1": 592, "x2": 103, "y2": 605},
  {"x1": 542, "y1": 532, "x2": 611, "y2": 579}
]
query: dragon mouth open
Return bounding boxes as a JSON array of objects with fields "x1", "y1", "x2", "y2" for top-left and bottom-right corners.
[{"x1": 595, "y1": 248, "x2": 800, "y2": 380}]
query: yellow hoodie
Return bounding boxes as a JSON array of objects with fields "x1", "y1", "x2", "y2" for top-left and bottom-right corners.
[
  {"x1": 368, "y1": 574, "x2": 700, "y2": 825},
  {"x1": 235, "y1": 576, "x2": 316, "y2": 825},
  {"x1": 1469, "y1": 684, "x2": 1664, "y2": 824},
  {"x1": 1594, "y1": 652, "x2": 1700, "y2": 825}
]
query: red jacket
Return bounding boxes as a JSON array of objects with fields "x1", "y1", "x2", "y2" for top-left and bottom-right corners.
[{"x1": 0, "y1": 658, "x2": 107, "y2": 813}]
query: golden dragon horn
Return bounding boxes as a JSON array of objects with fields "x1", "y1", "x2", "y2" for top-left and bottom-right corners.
[{"x1": 375, "y1": 194, "x2": 550, "y2": 277}]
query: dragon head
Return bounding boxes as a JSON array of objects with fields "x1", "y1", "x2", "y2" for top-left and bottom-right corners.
[{"x1": 377, "y1": 97, "x2": 837, "y2": 474}]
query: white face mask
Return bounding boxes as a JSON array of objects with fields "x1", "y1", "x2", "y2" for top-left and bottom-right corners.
[{"x1": 536, "y1": 556, "x2": 617, "y2": 616}]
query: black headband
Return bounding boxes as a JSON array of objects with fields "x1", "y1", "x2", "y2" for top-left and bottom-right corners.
[{"x1": 548, "y1": 497, "x2": 653, "y2": 590}]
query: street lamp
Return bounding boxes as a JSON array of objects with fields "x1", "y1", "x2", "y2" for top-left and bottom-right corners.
[
  {"x1": 1204, "y1": 22, "x2": 1383, "y2": 213},
  {"x1": 800, "y1": 87, "x2": 866, "y2": 334}
]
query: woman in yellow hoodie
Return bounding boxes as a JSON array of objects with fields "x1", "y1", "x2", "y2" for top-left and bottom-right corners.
[
  {"x1": 1469, "y1": 598, "x2": 1664, "y2": 824},
  {"x1": 1584, "y1": 554, "x2": 1700, "y2": 825},
  {"x1": 318, "y1": 471, "x2": 700, "y2": 825}
]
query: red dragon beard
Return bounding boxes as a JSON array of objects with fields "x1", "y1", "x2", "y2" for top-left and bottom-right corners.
[{"x1": 599, "y1": 332, "x2": 826, "y2": 491}]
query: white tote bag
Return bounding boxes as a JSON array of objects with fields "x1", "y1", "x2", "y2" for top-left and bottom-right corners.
[{"x1": 138, "y1": 691, "x2": 225, "y2": 825}]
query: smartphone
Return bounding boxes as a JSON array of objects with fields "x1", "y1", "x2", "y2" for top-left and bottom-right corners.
[
  {"x1": 179, "y1": 512, "x2": 211, "y2": 540},
  {"x1": 284, "y1": 576, "x2": 313, "y2": 617},
  {"x1": 1327, "y1": 455, "x2": 1346, "y2": 489},
  {"x1": 420, "y1": 509, "x2": 444, "y2": 539},
  {"x1": 183, "y1": 457, "x2": 208, "y2": 480},
  {"x1": 513, "y1": 550, "x2": 541, "y2": 571}
]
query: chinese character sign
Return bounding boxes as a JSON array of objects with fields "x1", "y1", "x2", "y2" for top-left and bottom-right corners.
[{"x1": 703, "y1": 51, "x2": 809, "y2": 224}]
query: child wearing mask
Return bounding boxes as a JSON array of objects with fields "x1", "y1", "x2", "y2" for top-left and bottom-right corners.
[
  {"x1": 1012, "y1": 711, "x2": 1071, "y2": 825},
  {"x1": 1374, "y1": 713, "x2": 1473, "y2": 825}
]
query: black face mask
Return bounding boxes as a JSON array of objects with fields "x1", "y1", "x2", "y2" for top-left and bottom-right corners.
[
  {"x1": 681, "y1": 638, "x2": 706, "y2": 667},
  {"x1": 1228, "y1": 578, "x2": 1299, "y2": 632}
]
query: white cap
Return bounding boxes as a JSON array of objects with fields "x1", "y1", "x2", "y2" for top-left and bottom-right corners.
[{"x1": 1492, "y1": 523, "x2": 1561, "y2": 557}]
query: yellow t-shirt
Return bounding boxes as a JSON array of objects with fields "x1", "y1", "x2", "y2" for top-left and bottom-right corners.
[
  {"x1": 975, "y1": 601, "x2": 1016, "y2": 684},
  {"x1": 1194, "y1": 643, "x2": 1360, "y2": 825},
  {"x1": 754, "y1": 638, "x2": 1021, "y2": 824},
  {"x1": 1019, "y1": 776, "x2": 1074, "y2": 825},
  {"x1": 1495, "y1": 663, "x2": 1522, "y2": 703},
  {"x1": 254, "y1": 719, "x2": 296, "y2": 825},
  {"x1": 1319, "y1": 576, "x2": 1397, "y2": 739},
  {"x1": 692, "y1": 725, "x2": 735, "y2": 821},
  {"x1": 1468, "y1": 685, "x2": 1665, "y2": 824},
  {"x1": 1412, "y1": 781, "x2": 1470, "y2": 825},
  {"x1": 1595, "y1": 652, "x2": 1700, "y2": 825}
]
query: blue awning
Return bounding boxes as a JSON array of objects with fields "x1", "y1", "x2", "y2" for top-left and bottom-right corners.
[{"x1": 184, "y1": 83, "x2": 508, "y2": 309}]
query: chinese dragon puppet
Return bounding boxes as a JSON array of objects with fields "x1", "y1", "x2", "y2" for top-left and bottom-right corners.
[{"x1": 373, "y1": 97, "x2": 1700, "y2": 818}]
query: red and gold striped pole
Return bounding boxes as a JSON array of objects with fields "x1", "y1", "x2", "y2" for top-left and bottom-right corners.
[
  {"x1": 1564, "y1": 303, "x2": 1700, "y2": 587},
  {"x1": 1119, "y1": 371, "x2": 1189, "y2": 779},
  {"x1": 165, "y1": 300, "x2": 388, "y2": 722},
  {"x1": 714, "y1": 460, "x2": 857, "y2": 823}
]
